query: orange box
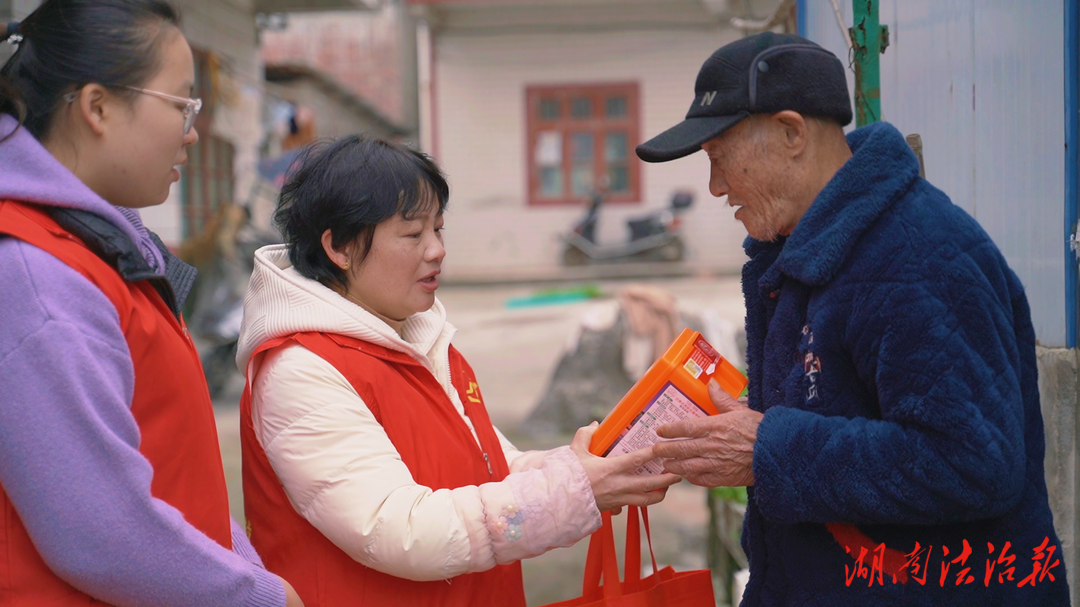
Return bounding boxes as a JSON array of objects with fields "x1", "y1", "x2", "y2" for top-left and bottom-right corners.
[{"x1": 589, "y1": 328, "x2": 748, "y2": 471}]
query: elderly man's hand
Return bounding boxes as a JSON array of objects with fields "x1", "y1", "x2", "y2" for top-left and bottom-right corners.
[{"x1": 653, "y1": 379, "x2": 762, "y2": 488}]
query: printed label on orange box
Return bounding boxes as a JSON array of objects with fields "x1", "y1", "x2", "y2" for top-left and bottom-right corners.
[
  {"x1": 685, "y1": 336, "x2": 721, "y2": 380},
  {"x1": 588, "y1": 328, "x2": 749, "y2": 473},
  {"x1": 603, "y1": 382, "x2": 711, "y2": 475}
]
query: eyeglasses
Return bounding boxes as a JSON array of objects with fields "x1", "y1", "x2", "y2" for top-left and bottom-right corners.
[
  {"x1": 127, "y1": 87, "x2": 202, "y2": 134},
  {"x1": 63, "y1": 86, "x2": 203, "y2": 134}
]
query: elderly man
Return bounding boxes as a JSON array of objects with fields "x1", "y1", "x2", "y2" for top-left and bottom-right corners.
[{"x1": 643, "y1": 32, "x2": 1069, "y2": 605}]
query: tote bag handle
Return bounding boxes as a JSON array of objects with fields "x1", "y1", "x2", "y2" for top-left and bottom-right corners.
[
  {"x1": 624, "y1": 506, "x2": 659, "y2": 589},
  {"x1": 581, "y1": 506, "x2": 658, "y2": 599}
]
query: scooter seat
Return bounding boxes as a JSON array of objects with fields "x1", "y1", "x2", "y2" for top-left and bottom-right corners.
[{"x1": 627, "y1": 215, "x2": 665, "y2": 241}]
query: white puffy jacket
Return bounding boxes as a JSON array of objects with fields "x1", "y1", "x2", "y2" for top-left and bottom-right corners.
[{"x1": 236, "y1": 245, "x2": 602, "y2": 582}]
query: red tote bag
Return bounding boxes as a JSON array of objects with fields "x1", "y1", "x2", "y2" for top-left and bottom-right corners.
[{"x1": 543, "y1": 506, "x2": 715, "y2": 607}]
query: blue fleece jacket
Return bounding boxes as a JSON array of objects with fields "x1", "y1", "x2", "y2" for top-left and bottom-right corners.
[
  {"x1": 0, "y1": 114, "x2": 285, "y2": 606},
  {"x1": 739, "y1": 122, "x2": 1069, "y2": 606}
]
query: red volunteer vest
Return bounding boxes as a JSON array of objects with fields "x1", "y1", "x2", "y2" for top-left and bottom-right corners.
[
  {"x1": 0, "y1": 201, "x2": 232, "y2": 606},
  {"x1": 240, "y1": 331, "x2": 526, "y2": 607}
]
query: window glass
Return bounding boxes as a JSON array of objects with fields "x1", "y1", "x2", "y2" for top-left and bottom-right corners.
[
  {"x1": 535, "y1": 131, "x2": 563, "y2": 197},
  {"x1": 605, "y1": 132, "x2": 628, "y2": 162},
  {"x1": 608, "y1": 166, "x2": 629, "y2": 192},
  {"x1": 570, "y1": 97, "x2": 592, "y2": 119},
  {"x1": 571, "y1": 132, "x2": 594, "y2": 162},
  {"x1": 606, "y1": 96, "x2": 628, "y2": 117},
  {"x1": 605, "y1": 132, "x2": 629, "y2": 192},
  {"x1": 539, "y1": 98, "x2": 560, "y2": 120},
  {"x1": 570, "y1": 132, "x2": 595, "y2": 196},
  {"x1": 540, "y1": 168, "x2": 563, "y2": 197}
]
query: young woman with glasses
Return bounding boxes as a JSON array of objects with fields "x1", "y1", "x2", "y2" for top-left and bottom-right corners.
[{"x1": 0, "y1": 1, "x2": 302, "y2": 606}]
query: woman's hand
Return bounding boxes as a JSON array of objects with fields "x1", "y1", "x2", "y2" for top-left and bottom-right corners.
[{"x1": 569, "y1": 423, "x2": 681, "y2": 512}]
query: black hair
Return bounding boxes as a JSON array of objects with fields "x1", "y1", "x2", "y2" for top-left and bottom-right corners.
[
  {"x1": 275, "y1": 136, "x2": 450, "y2": 289},
  {"x1": 1, "y1": 0, "x2": 181, "y2": 140}
]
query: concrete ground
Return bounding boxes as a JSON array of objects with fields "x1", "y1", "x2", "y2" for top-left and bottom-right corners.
[{"x1": 213, "y1": 274, "x2": 745, "y2": 606}]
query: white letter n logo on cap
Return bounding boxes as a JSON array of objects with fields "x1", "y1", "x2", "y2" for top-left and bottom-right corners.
[{"x1": 701, "y1": 91, "x2": 717, "y2": 106}]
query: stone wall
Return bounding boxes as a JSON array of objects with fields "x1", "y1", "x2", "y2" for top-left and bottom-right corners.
[{"x1": 1038, "y1": 346, "x2": 1079, "y2": 606}]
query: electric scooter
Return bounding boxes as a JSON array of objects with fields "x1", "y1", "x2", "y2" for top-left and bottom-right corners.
[{"x1": 560, "y1": 188, "x2": 694, "y2": 266}]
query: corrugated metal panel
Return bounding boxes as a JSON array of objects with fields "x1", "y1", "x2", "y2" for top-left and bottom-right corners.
[{"x1": 805, "y1": 0, "x2": 1067, "y2": 346}]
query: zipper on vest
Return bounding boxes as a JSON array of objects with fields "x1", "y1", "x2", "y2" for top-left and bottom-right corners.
[{"x1": 447, "y1": 354, "x2": 493, "y2": 479}]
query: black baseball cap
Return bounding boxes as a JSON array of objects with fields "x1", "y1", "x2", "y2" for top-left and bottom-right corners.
[{"x1": 636, "y1": 32, "x2": 852, "y2": 163}]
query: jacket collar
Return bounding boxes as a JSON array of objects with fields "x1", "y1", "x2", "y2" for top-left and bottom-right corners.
[
  {"x1": 237, "y1": 244, "x2": 452, "y2": 372},
  {"x1": 49, "y1": 207, "x2": 196, "y2": 317},
  {"x1": 744, "y1": 122, "x2": 921, "y2": 287}
]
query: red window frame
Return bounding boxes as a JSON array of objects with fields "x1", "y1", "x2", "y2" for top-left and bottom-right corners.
[
  {"x1": 181, "y1": 49, "x2": 235, "y2": 238},
  {"x1": 525, "y1": 82, "x2": 641, "y2": 206},
  {"x1": 181, "y1": 136, "x2": 235, "y2": 238}
]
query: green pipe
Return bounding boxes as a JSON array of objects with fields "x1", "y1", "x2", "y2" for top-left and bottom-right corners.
[{"x1": 850, "y1": 0, "x2": 887, "y2": 126}]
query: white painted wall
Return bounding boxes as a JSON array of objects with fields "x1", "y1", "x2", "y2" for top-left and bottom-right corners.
[
  {"x1": 430, "y1": 27, "x2": 749, "y2": 278},
  {"x1": 140, "y1": 181, "x2": 185, "y2": 245}
]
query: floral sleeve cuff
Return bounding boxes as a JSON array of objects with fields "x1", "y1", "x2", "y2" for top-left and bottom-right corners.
[{"x1": 482, "y1": 446, "x2": 601, "y2": 565}]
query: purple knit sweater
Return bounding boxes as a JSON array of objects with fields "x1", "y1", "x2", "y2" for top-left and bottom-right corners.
[{"x1": 0, "y1": 115, "x2": 285, "y2": 607}]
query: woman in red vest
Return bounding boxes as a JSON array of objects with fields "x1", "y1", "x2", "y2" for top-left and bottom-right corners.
[
  {"x1": 0, "y1": 2, "x2": 301, "y2": 606},
  {"x1": 237, "y1": 136, "x2": 682, "y2": 606}
]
